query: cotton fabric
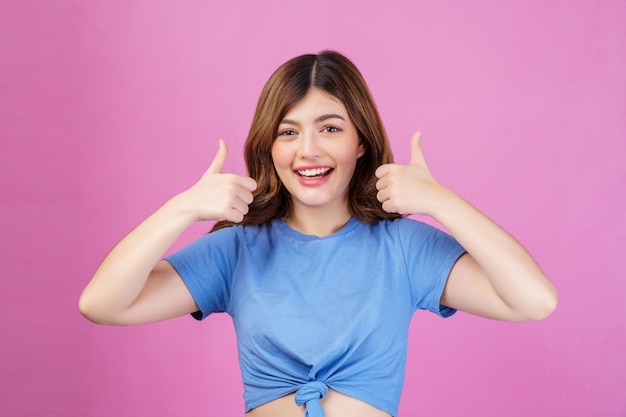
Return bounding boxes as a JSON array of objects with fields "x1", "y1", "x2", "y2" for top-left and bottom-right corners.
[{"x1": 165, "y1": 217, "x2": 465, "y2": 416}]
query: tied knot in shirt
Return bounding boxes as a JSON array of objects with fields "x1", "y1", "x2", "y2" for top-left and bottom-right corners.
[{"x1": 294, "y1": 381, "x2": 329, "y2": 417}]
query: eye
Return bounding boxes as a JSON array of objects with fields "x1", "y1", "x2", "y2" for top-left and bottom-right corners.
[
  {"x1": 277, "y1": 129, "x2": 297, "y2": 137},
  {"x1": 321, "y1": 125, "x2": 341, "y2": 133}
]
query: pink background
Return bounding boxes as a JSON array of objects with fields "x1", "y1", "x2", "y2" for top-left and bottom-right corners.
[{"x1": 2, "y1": 1, "x2": 625, "y2": 416}]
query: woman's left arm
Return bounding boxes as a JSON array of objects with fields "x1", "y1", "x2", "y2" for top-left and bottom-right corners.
[{"x1": 375, "y1": 132, "x2": 557, "y2": 321}]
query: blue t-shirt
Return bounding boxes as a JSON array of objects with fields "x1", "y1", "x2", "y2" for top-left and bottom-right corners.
[{"x1": 165, "y1": 217, "x2": 465, "y2": 417}]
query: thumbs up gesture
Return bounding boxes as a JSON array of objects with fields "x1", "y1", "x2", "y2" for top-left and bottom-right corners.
[
  {"x1": 375, "y1": 131, "x2": 445, "y2": 216},
  {"x1": 182, "y1": 139, "x2": 257, "y2": 223}
]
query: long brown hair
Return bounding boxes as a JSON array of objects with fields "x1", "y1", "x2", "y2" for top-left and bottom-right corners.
[{"x1": 212, "y1": 50, "x2": 400, "y2": 232}]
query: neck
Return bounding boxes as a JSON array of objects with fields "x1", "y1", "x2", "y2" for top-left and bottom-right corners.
[{"x1": 286, "y1": 202, "x2": 352, "y2": 237}]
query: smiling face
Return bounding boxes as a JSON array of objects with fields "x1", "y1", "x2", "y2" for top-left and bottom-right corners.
[
  {"x1": 208, "y1": 52, "x2": 399, "y2": 234},
  {"x1": 271, "y1": 88, "x2": 365, "y2": 218}
]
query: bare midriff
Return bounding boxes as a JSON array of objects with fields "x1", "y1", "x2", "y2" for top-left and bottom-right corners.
[{"x1": 245, "y1": 389, "x2": 392, "y2": 417}]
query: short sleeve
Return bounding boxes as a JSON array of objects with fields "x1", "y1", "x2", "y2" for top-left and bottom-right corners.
[
  {"x1": 397, "y1": 218, "x2": 466, "y2": 317},
  {"x1": 164, "y1": 226, "x2": 239, "y2": 319}
]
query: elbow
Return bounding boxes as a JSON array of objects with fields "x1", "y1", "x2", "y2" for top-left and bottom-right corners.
[
  {"x1": 78, "y1": 291, "x2": 114, "y2": 325},
  {"x1": 525, "y1": 299, "x2": 557, "y2": 322},
  {"x1": 77, "y1": 294, "x2": 101, "y2": 324},
  {"x1": 522, "y1": 285, "x2": 558, "y2": 322}
]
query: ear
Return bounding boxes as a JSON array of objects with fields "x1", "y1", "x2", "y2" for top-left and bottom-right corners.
[{"x1": 357, "y1": 141, "x2": 366, "y2": 159}]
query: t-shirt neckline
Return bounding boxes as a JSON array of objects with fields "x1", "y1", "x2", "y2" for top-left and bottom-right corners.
[{"x1": 275, "y1": 216, "x2": 360, "y2": 241}]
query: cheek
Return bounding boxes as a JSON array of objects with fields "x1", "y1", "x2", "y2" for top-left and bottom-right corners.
[
  {"x1": 270, "y1": 144, "x2": 280, "y2": 167},
  {"x1": 336, "y1": 144, "x2": 362, "y2": 167},
  {"x1": 271, "y1": 144, "x2": 290, "y2": 171}
]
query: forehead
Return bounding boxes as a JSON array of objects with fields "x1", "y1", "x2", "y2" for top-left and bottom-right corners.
[{"x1": 282, "y1": 88, "x2": 348, "y2": 120}]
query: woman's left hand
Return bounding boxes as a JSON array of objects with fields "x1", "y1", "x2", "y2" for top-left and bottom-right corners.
[
  {"x1": 377, "y1": 131, "x2": 557, "y2": 321},
  {"x1": 375, "y1": 131, "x2": 447, "y2": 216}
]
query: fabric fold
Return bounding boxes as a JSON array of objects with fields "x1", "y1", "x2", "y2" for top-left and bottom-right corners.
[{"x1": 294, "y1": 381, "x2": 329, "y2": 417}]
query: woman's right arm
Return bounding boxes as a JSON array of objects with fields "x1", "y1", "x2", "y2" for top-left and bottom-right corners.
[{"x1": 78, "y1": 139, "x2": 257, "y2": 325}]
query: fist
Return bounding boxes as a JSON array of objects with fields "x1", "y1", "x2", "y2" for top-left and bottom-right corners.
[
  {"x1": 185, "y1": 139, "x2": 257, "y2": 223},
  {"x1": 375, "y1": 131, "x2": 443, "y2": 216}
]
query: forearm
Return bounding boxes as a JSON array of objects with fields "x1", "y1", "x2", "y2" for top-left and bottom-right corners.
[
  {"x1": 78, "y1": 194, "x2": 195, "y2": 321},
  {"x1": 432, "y1": 188, "x2": 557, "y2": 318},
  {"x1": 79, "y1": 140, "x2": 257, "y2": 324}
]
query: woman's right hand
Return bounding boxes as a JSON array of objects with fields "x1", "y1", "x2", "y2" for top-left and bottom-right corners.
[
  {"x1": 79, "y1": 139, "x2": 257, "y2": 325},
  {"x1": 180, "y1": 139, "x2": 257, "y2": 223}
]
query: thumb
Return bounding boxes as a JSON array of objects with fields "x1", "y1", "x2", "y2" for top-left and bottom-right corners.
[
  {"x1": 206, "y1": 139, "x2": 227, "y2": 174},
  {"x1": 409, "y1": 131, "x2": 427, "y2": 167}
]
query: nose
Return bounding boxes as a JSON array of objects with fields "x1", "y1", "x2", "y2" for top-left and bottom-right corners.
[{"x1": 299, "y1": 129, "x2": 320, "y2": 159}]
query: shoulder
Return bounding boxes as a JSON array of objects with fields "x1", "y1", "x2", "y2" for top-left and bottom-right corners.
[
  {"x1": 218, "y1": 220, "x2": 284, "y2": 253},
  {"x1": 363, "y1": 216, "x2": 435, "y2": 238},
  {"x1": 172, "y1": 223, "x2": 255, "y2": 258},
  {"x1": 210, "y1": 221, "x2": 275, "y2": 240},
  {"x1": 369, "y1": 217, "x2": 462, "y2": 257}
]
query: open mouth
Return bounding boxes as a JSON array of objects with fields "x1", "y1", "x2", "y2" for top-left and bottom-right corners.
[{"x1": 296, "y1": 167, "x2": 333, "y2": 179}]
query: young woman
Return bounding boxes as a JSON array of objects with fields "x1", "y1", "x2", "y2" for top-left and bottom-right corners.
[{"x1": 79, "y1": 51, "x2": 557, "y2": 417}]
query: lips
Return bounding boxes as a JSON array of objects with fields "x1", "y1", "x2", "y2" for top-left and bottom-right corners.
[{"x1": 295, "y1": 167, "x2": 333, "y2": 178}]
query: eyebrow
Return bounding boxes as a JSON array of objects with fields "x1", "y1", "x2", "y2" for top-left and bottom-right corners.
[{"x1": 279, "y1": 113, "x2": 346, "y2": 126}]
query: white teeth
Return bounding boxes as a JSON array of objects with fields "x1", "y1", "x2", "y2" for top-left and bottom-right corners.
[{"x1": 297, "y1": 167, "x2": 331, "y2": 177}]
